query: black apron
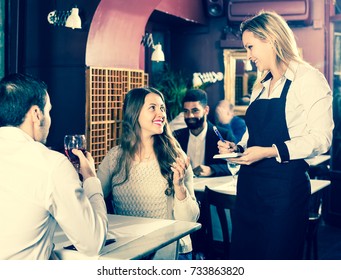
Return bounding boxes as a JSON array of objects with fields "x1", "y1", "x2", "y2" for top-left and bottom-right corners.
[{"x1": 230, "y1": 78, "x2": 310, "y2": 260}]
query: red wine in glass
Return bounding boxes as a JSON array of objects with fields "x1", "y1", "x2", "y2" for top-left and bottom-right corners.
[
  {"x1": 65, "y1": 147, "x2": 86, "y2": 165},
  {"x1": 64, "y1": 135, "x2": 87, "y2": 168}
]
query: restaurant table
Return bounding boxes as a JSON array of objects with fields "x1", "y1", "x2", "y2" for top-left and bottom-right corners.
[
  {"x1": 53, "y1": 214, "x2": 201, "y2": 260},
  {"x1": 193, "y1": 176, "x2": 331, "y2": 195},
  {"x1": 192, "y1": 174, "x2": 331, "y2": 257},
  {"x1": 306, "y1": 154, "x2": 331, "y2": 166}
]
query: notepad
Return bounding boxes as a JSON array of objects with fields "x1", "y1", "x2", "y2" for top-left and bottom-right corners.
[{"x1": 213, "y1": 152, "x2": 243, "y2": 159}]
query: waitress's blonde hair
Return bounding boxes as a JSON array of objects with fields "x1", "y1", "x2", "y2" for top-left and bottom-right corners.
[{"x1": 240, "y1": 10, "x2": 306, "y2": 91}]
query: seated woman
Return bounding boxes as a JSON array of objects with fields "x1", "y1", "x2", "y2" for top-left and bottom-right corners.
[{"x1": 97, "y1": 87, "x2": 200, "y2": 260}]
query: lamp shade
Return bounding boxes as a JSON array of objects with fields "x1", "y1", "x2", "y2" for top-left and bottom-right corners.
[
  {"x1": 65, "y1": 7, "x2": 82, "y2": 29},
  {"x1": 151, "y1": 43, "x2": 165, "y2": 62}
]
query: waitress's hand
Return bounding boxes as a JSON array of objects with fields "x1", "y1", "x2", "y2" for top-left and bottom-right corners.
[
  {"x1": 171, "y1": 157, "x2": 190, "y2": 201},
  {"x1": 217, "y1": 140, "x2": 238, "y2": 154},
  {"x1": 231, "y1": 146, "x2": 278, "y2": 165}
]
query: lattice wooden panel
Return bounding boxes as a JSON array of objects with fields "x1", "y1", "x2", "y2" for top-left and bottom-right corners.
[{"x1": 86, "y1": 67, "x2": 148, "y2": 168}]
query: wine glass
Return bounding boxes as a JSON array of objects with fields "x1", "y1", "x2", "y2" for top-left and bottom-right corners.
[
  {"x1": 227, "y1": 161, "x2": 240, "y2": 187},
  {"x1": 64, "y1": 134, "x2": 86, "y2": 170}
]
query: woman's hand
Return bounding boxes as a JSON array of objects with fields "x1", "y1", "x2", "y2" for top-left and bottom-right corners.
[
  {"x1": 217, "y1": 140, "x2": 238, "y2": 154},
  {"x1": 229, "y1": 146, "x2": 278, "y2": 165},
  {"x1": 171, "y1": 157, "x2": 190, "y2": 201}
]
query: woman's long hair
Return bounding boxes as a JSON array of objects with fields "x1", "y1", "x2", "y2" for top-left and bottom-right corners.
[
  {"x1": 111, "y1": 87, "x2": 184, "y2": 193},
  {"x1": 240, "y1": 10, "x2": 306, "y2": 91}
]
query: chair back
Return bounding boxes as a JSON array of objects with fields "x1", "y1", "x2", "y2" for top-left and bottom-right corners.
[{"x1": 203, "y1": 186, "x2": 236, "y2": 259}]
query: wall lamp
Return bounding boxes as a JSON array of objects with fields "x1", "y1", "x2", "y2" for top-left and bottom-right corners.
[
  {"x1": 47, "y1": 6, "x2": 82, "y2": 29},
  {"x1": 192, "y1": 71, "x2": 224, "y2": 88},
  {"x1": 141, "y1": 33, "x2": 165, "y2": 62}
]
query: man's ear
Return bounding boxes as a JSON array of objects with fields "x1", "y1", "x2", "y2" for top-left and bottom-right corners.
[
  {"x1": 29, "y1": 105, "x2": 43, "y2": 124},
  {"x1": 205, "y1": 105, "x2": 210, "y2": 115}
]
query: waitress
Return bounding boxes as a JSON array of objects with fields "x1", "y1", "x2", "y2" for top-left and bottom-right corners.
[{"x1": 217, "y1": 11, "x2": 334, "y2": 259}]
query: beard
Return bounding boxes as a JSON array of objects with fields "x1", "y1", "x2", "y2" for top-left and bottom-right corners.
[
  {"x1": 38, "y1": 117, "x2": 49, "y2": 144},
  {"x1": 185, "y1": 117, "x2": 205, "y2": 130}
]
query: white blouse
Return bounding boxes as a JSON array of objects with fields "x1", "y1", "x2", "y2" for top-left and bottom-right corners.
[{"x1": 239, "y1": 60, "x2": 334, "y2": 162}]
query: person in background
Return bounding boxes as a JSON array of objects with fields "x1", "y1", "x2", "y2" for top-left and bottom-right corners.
[
  {"x1": 215, "y1": 100, "x2": 246, "y2": 143},
  {"x1": 173, "y1": 89, "x2": 235, "y2": 177},
  {"x1": 97, "y1": 87, "x2": 199, "y2": 260},
  {"x1": 217, "y1": 11, "x2": 334, "y2": 260},
  {"x1": 0, "y1": 73, "x2": 108, "y2": 260}
]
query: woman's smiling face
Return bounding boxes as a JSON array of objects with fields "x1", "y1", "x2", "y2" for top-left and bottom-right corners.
[
  {"x1": 242, "y1": 30, "x2": 276, "y2": 73},
  {"x1": 138, "y1": 92, "x2": 166, "y2": 138}
]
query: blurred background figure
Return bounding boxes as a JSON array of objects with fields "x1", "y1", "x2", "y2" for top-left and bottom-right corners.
[
  {"x1": 215, "y1": 100, "x2": 246, "y2": 143},
  {"x1": 174, "y1": 89, "x2": 235, "y2": 177}
]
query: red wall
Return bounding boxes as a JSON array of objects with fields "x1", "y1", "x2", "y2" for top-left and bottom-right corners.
[
  {"x1": 86, "y1": 0, "x2": 161, "y2": 69},
  {"x1": 293, "y1": 0, "x2": 326, "y2": 74},
  {"x1": 86, "y1": 0, "x2": 206, "y2": 69}
]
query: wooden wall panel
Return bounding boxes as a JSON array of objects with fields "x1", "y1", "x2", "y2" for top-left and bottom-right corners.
[{"x1": 86, "y1": 67, "x2": 148, "y2": 168}]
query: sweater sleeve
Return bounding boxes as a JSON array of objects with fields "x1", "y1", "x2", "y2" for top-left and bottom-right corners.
[
  {"x1": 173, "y1": 164, "x2": 200, "y2": 222},
  {"x1": 97, "y1": 150, "x2": 114, "y2": 199},
  {"x1": 97, "y1": 146, "x2": 122, "y2": 198}
]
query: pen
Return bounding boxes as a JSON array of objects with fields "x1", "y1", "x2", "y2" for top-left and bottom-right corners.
[{"x1": 213, "y1": 126, "x2": 226, "y2": 143}]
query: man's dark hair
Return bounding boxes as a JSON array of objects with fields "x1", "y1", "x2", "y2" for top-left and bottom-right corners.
[
  {"x1": 182, "y1": 88, "x2": 208, "y2": 107},
  {"x1": 0, "y1": 73, "x2": 47, "y2": 127}
]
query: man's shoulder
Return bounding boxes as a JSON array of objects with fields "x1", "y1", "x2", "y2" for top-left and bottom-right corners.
[
  {"x1": 173, "y1": 127, "x2": 189, "y2": 137},
  {"x1": 30, "y1": 142, "x2": 69, "y2": 165},
  {"x1": 232, "y1": 116, "x2": 246, "y2": 126},
  {"x1": 233, "y1": 115, "x2": 245, "y2": 122},
  {"x1": 13, "y1": 142, "x2": 70, "y2": 175}
]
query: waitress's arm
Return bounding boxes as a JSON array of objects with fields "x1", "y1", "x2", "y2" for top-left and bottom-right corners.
[
  {"x1": 232, "y1": 146, "x2": 278, "y2": 165},
  {"x1": 283, "y1": 70, "x2": 333, "y2": 161}
]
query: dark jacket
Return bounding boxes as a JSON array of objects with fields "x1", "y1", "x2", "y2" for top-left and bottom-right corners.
[{"x1": 173, "y1": 121, "x2": 235, "y2": 176}]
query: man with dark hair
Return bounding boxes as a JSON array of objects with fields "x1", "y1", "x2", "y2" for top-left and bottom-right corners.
[
  {"x1": 0, "y1": 73, "x2": 107, "y2": 259},
  {"x1": 174, "y1": 89, "x2": 235, "y2": 177}
]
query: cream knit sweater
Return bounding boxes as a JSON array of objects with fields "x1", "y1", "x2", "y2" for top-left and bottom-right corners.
[{"x1": 97, "y1": 146, "x2": 200, "y2": 259}]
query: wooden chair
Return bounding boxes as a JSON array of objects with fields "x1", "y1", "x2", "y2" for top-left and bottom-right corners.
[{"x1": 202, "y1": 186, "x2": 236, "y2": 259}]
